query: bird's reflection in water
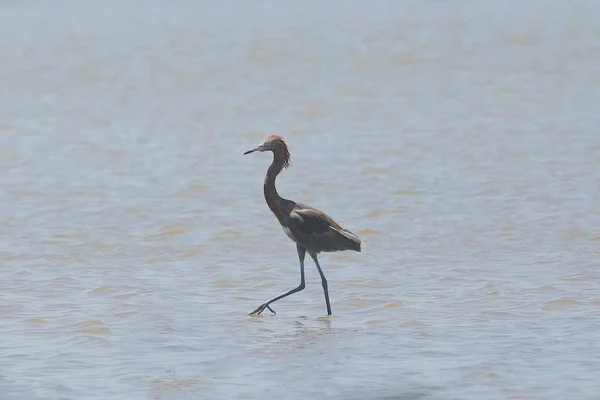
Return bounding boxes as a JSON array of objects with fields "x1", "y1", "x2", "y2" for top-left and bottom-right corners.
[
  {"x1": 267, "y1": 316, "x2": 342, "y2": 351},
  {"x1": 149, "y1": 376, "x2": 199, "y2": 400}
]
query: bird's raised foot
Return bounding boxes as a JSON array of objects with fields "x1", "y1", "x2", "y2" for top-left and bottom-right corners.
[{"x1": 248, "y1": 303, "x2": 276, "y2": 316}]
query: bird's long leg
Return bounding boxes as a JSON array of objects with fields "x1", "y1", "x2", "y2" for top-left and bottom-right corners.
[
  {"x1": 249, "y1": 245, "x2": 306, "y2": 316},
  {"x1": 310, "y1": 252, "x2": 332, "y2": 316}
]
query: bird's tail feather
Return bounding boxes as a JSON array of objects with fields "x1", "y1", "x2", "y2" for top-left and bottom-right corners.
[{"x1": 331, "y1": 227, "x2": 362, "y2": 252}]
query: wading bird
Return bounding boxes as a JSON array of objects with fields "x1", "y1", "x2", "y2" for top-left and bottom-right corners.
[{"x1": 244, "y1": 135, "x2": 361, "y2": 316}]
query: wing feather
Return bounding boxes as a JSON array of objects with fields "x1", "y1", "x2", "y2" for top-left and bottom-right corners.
[{"x1": 286, "y1": 204, "x2": 361, "y2": 252}]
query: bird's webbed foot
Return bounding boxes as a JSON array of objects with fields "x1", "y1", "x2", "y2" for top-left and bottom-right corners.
[{"x1": 248, "y1": 303, "x2": 276, "y2": 316}]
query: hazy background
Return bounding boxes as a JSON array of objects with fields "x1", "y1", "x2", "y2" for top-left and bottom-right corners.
[{"x1": 1, "y1": 1, "x2": 599, "y2": 399}]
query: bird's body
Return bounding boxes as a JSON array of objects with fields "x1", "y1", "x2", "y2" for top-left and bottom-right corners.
[
  {"x1": 277, "y1": 202, "x2": 362, "y2": 254},
  {"x1": 244, "y1": 135, "x2": 361, "y2": 316}
]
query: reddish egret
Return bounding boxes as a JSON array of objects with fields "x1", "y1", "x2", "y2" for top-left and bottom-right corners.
[{"x1": 244, "y1": 135, "x2": 361, "y2": 316}]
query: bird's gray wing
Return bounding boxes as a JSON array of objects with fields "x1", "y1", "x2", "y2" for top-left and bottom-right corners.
[
  {"x1": 288, "y1": 205, "x2": 335, "y2": 232},
  {"x1": 287, "y1": 206, "x2": 360, "y2": 252}
]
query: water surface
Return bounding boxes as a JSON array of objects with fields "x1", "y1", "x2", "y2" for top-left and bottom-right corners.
[{"x1": 1, "y1": 1, "x2": 600, "y2": 399}]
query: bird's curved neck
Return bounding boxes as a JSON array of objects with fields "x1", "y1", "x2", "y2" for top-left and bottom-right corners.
[{"x1": 264, "y1": 152, "x2": 287, "y2": 224}]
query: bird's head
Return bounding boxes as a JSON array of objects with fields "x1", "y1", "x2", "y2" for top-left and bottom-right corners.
[{"x1": 244, "y1": 135, "x2": 290, "y2": 168}]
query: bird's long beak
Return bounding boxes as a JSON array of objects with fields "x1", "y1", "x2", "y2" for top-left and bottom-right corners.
[{"x1": 243, "y1": 144, "x2": 263, "y2": 155}]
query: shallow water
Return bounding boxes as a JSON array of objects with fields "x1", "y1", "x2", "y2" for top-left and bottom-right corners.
[{"x1": 2, "y1": 1, "x2": 600, "y2": 399}]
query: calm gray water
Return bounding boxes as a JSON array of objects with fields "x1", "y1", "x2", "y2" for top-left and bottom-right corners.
[{"x1": 2, "y1": 1, "x2": 600, "y2": 399}]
